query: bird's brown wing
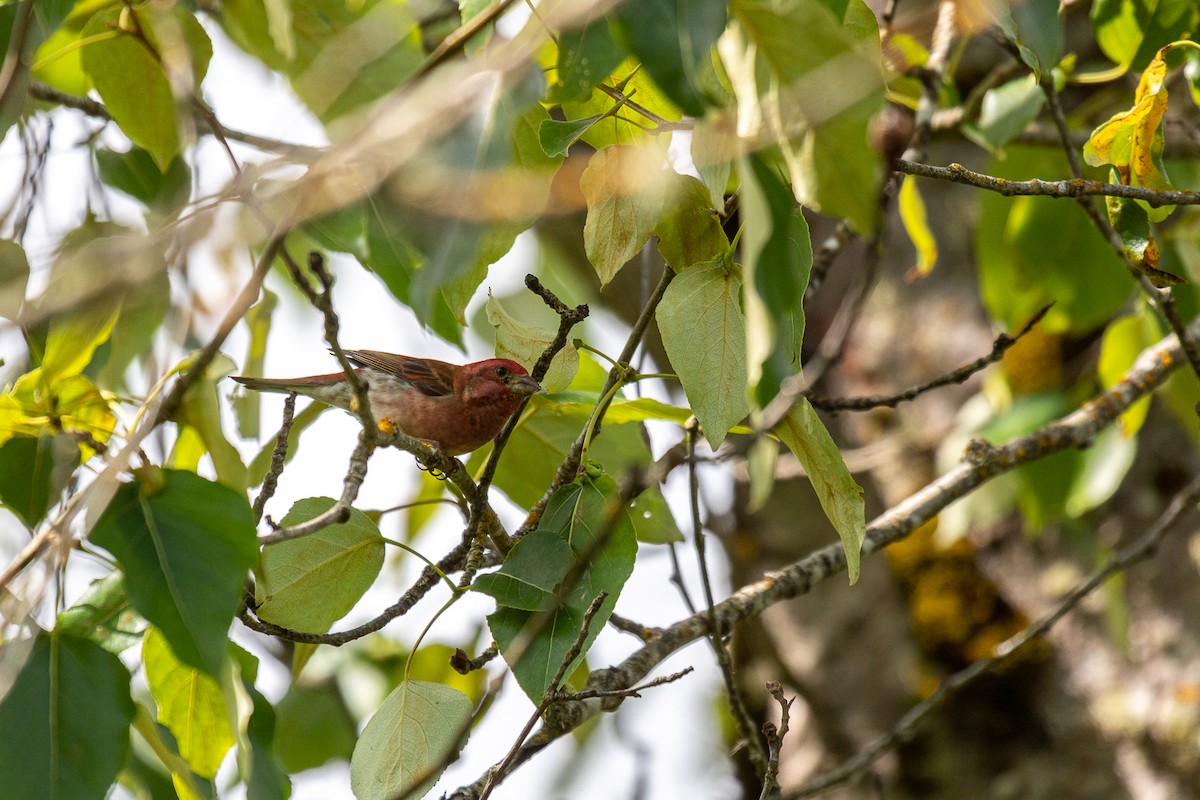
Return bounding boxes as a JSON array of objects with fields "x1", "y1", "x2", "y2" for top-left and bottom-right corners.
[{"x1": 344, "y1": 351, "x2": 457, "y2": 397}]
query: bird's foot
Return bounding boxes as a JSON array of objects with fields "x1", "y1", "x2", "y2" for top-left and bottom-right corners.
[{"x1": 415, "y1": 441, "x2": 451, "y2": 480}]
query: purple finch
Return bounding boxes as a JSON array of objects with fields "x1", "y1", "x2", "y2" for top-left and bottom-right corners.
[{"x1": 232, "y1": 351, "x2": 541, "y2": 455}]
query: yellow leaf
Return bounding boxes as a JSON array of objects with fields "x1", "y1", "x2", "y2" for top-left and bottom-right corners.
[
  {"x1": 898, "y1": 175, "x2": 938, "y2": 278},
  {"x1": 1084, "y1": 45, "x2": 1176, "y2": 222}
]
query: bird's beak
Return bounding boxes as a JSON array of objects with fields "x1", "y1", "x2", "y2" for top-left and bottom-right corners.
[{"x1": 509, "y1": 374, "x2": 542, "y2": 396}]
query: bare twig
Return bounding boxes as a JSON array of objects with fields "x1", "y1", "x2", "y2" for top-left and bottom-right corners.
[
  {"x1": 897, "y1": 159, "x2": 1200, "y2": 207},
  {"x1": 690, "y1": 420, "x2": 768, "y2": 775},
  {"x1": 552, "y1": 667, "x2": 694, "y2": 702},
  {"x1": 807, "y1": 304, "x2": 1051, "y2": 413},
  {"x1": 251, "y1": 393, "x2": 297, "y2": 523},
  {"x1": 760, "y1": 681, "x2": 795, "y2": 800},
  {"x1": 27, "y1": 81, "x2": 322, "y2": 158}
]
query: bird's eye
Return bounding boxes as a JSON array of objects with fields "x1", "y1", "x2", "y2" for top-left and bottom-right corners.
[{"x1": 495, "y1": 365, "x2": 508, "y2": 378}]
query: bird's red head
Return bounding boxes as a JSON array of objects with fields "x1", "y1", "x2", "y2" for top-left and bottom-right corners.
[{"x1": 457, "y1": 359, "x2": 541, "y2": 404}]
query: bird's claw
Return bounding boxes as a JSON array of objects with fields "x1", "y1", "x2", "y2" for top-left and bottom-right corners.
[{"x1": 416, "y1": 441, "x2": 451, "y2": 480}]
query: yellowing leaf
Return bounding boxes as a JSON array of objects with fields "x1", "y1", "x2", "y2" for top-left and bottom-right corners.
[
  {"x1": 775, "y1": 399, "x2": 865, "y2": 584},
  {"x1": 1084, "y1": 45, "x2": 1175, "y2": 222},
  {"x1": 1098, "y1": 312, "x2": 1159, "y2": 435},
  {"x1": 562, "y1": 57, "x2": 683, "y2": 149},
  {"x1": 657, "y1": 261, "x2": 749, "y2": 449},
  {"x1": 485, "y1": 293, "x2": 579, "y2": 392},
  {"x1": 898, "y1": 175, "x2": 938, "y2": 278},
  {"x1": 41, "y1": 301, "x2": 119, "y2": 386},
  {"x1": 581, "y1": 145, "x2": 671, "y2": 286},
  {"x1": 143, "y1": 628, "x2": 234, "y2": 780}
]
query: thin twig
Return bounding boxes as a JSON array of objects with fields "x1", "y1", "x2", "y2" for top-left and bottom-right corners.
[
  {"x1": 807, "y1": 305, "x2": 1051, "y2": 413},
  {"x1": 690, "y1": 420, "x2": 768, "y2": 775},
  {"x1": 552, "y1": 667, "x2": 694, "y2": 702},
  {"x1": 251, "y1": 393, "x2": 296, "y2": 523},
  {"x1": 760, "y1": 681, "x2": 794, "y2": 800},
  {"x1": 27, "y1": 81, "x2": 322, "y2": 158},
  {"x1": 897, "y1": 158, "x2": 1200, "y2": 207}
]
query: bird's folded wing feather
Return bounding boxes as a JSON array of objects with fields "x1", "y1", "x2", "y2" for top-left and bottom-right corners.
[{"x1": 345, "y1": 351, "x2": 457, "y2": 396}]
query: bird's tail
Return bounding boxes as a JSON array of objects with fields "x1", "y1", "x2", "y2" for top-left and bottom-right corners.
[{"x1": 230, "y1": 375, "x2": 299, "y2": 394}]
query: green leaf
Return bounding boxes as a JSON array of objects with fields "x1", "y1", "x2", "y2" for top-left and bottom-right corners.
[
  {"x1": 553, "y1": 16, "x2": 625, "y2": 102},
  {"x1": 691, "y1": 116, "x2": 735, "y2": 208},
  {"x1": 273, "y1": 683, "x2": 357, "y2": 773},
  {"x1": 95, "y1": 147, "x2": 192, "y2": 215},
  {"x1": 94, "y1": 269, "x2": 171, "y2": 392},
  {"x1": 739, "y1": 154, "x2": 811, "y2": 403},
  {"x1": 1106, "y1": 191, "x2": 1183, "y2": 286},
  {"x1": 177, "y1": 352, "x2": 249, "y2": 492},
  {"x1": 79, "y1": 6, "x2": 211, "y2": 171},
  {"x1": 977, "y1": 147, "x2": 1132, "y2": 334},
  {"x1": 626, "y1": 486, "x2": 684, "y2": 543},
  {"x1": 897, "y1": 174, "x2": 938, "y2": 278},
  {"x1": 234, "y1": 290, "x2": 278, "y2": 440},
  {"x1": 220, "y1": 0, "x2": 422, "y2": 121},
  {"x1": 539, "y1": 392, "x2": 754, "y2": 433},
  {"x1": 539, "y1": 115, "x2": 604, "y2": 157},
  {"x1": 775, "y1": 398, "x2": 865, "y2": 584},
  {"x1": 0, "y1": 433, "x2": 78, "y2": 527},
  {"x1": 655, "y1": 173, "x2": 728, "y2": 272},
  {"x1": 1084, "y1": 46, "x2": 1175, "y2": 222},
  {"x1": 350, "y1": 680, "x2": 473, "y2": 800},
  {"x1": 0, "y1": 630, "x2": 135, "y2": 800},
  {"x1": 0, "y1": 0, "x2": 76, "y2": 136},
  {"x1": 1091, "y1": 0, "x2": 1198, "y2": 72},
  {"x1": 473, "y1": 528, "x2": 575, "y2": 611},
  {"x1": 1098, "y1": 311, "x2": 1159, "y2": 435},
  {"x1": 1000, "y1": 0, "x2": 1063, "y2": 75},
  {"x1": 962, "y1": 74, "x2": 1046, "y2": 153},
  {"x1": 0, "y1": 239, "x2": 29, "y2": 320},
  {"x1": 144, "y1": 628, "x2": 235, "y2": 780},
  {"x1": 488, "y1": 474, "x2": 638, "y2": 701},
  {"x1": 255, "y1": 497, "x2": 385, "y2": 633},
  {"x1": 582, "y1": 144, "x2": 672, "y2": 286},
  {"x1": 486, "y1": 293, "x2": 580, "y2": 392},
  {"x1": 56, "y1": 573, "x2": 146, "y2": 655},
  {"x1": 728, "y1": 0, "x2": 885, "y2": 233},
  {"x1": 611, "y1": 0, "x2": 727, "y2": 116},
  {"x1": 240, "y1": 656, "x2": 292, "y2": 800},
  {"x1": 91, "y1": 469, "x2": 258, "y2": 676},
  {"x1": 657, "y1": 261, "x2": 749, "y2": 449}
]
